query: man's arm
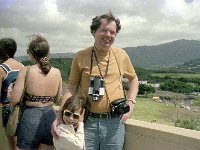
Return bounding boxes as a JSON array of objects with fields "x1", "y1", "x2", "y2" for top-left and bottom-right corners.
[
  {"x1": 121, "y1": 76, "x2": 139, "y2": 122},
  {"x1": 127, "y1": 75, "x2": 139, "y2": 100}
]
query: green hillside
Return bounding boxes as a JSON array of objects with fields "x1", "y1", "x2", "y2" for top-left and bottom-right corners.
[
  {"x1": 180, "y1": 58, "x2": 200, "y2": 72},
  {"x1": 125, "y1": 39, "x2": 200, "y2": 70}
]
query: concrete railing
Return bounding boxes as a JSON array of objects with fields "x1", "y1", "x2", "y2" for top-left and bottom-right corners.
[{"x1": 124, "y1": 119, "x2": 200, "y2": 150}]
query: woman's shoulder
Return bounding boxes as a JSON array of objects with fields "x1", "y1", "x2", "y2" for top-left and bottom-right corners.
[
  {"x1": 50, "y1": 67, "x2": 61, "y2": 74},
  {"x1": 29, "y1": 65, "x2": 61, "y2": 77},
  {"x1": 51, "y1": 66, "x2": 60, "y2": 71},
  {"x1": 4, "y1": 59, "x2": 24, "y2": 70}
]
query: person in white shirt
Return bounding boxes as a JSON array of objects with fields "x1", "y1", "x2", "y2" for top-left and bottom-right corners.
[{"x1": 53, "y1": 95, "x2": 87, "y2": 150}]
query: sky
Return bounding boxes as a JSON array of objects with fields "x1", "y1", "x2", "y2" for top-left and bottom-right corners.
[{"x1": 0, "y1": 0, "x2": 200, "y2": 56}]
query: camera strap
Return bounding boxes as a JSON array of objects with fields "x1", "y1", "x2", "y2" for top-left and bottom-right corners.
[
  {"x1": 90, "y1": 46, "x2": 111, "y2": 78},
  {"x1": 89, "y1": 46, "x2": 127, "y2": 105},
  {"x1": 90, "y1": 46, "x2": 111, "y2": 103},
  {"x1": 112, "y1": 50, "x2": 127, "y2": 99}
]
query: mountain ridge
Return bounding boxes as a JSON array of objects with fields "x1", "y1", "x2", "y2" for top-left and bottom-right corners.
[
  {"x1": 124, "y1": 39, "x2": 200, "y2": 69},
  {"x1": 16, "y1": 39, "x2": 200, "y2": 70}
]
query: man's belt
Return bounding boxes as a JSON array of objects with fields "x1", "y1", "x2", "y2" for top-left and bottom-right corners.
[{"x1": 87, "y1": 112, "x2": 118, "y2": 119}]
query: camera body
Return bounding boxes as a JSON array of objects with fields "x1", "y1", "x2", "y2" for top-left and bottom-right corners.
[
  {"x1": 110, "y1": 98, "x2": 130, "y2": 115},
  {"x1": 88, "y1": 76, "x2": 105, "y2": 101}
]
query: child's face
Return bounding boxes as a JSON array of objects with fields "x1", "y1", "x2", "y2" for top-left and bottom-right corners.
[{"x1": 63, "y1": 108, "x2": 82, "y2": 126}]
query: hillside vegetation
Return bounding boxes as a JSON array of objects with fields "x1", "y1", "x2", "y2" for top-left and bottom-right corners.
[
  {"x1": 125, "y1": 39, "x2": 200, "y2": 70},
  {"x1": 180, "y1": 58, "x2": 200, "y2": 72}
]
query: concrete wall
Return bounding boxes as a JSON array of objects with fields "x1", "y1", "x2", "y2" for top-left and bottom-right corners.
[{"x1": 124, "y1": 119, "x2": 200, "y2": 150}]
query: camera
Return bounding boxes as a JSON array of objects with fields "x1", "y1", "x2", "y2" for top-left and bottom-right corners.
[
  {"x1": 110, "y1": 98, "x2": 130, "y2": 115},
  {"x1": 88, "y1": 76, "x2": 105, "y2": 101}
]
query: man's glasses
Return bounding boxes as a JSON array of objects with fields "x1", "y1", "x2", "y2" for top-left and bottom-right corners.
[
  {"x1": 63, "y1": 110, "x2": 80, "y2": 120},
  {"x1": 98, "y1": 28, "x2": 116, "y2": 36}
]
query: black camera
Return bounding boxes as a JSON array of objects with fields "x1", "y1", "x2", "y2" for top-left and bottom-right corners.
[
  {"x1": 110, "y1": 98, "x2": 130, "y2": 115},
  {"x1": 88, "y1": 76, "x2": 105, "y2": 101}
]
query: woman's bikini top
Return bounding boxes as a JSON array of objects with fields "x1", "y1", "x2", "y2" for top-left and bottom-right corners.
[{"x1": 24, "y1": 92, "x2": 55, "y2": 103}]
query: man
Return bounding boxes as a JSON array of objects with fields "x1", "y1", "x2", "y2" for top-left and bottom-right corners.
[{"x1": 52, "y1": 12, "x2": 139, "y2": 150}]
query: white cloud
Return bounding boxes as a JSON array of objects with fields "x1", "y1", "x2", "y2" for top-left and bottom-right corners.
[{"x1": 0, "y1": 0, "x2": 200, "y2": 55}]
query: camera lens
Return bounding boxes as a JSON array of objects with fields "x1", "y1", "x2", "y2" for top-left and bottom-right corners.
[{"x1": 93, "y1": 94, "x2": 99, "y2": 101}]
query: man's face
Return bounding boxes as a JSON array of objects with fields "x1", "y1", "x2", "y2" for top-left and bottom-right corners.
[{"x1": 93, "y1": 19, "x2": 117, "y2": 51}]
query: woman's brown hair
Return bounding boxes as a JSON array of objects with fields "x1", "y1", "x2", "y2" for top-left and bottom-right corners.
[{"x1": 27, "y1": 35, "x2": 51, "y2": 74}]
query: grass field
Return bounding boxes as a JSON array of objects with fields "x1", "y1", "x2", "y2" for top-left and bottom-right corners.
[
  {"x1": 131, "y1": 97, "x2": 200, "y2": 129},
  {"x1": 152, "y1": 73, "x2": 200, "y2": 78},
  {"x1": 132, "y1": 97, "x2": 175, "y2": 126}
]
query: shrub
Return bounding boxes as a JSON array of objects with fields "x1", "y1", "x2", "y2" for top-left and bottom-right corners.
[{"x1": 175, "y1": 117, "x2": 200, "y2": 130}]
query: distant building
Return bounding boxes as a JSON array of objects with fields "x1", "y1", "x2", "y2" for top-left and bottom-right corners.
[
  {"x1": 149, "y1": 83, "x2": 160, "y2": 88},
  {"x1": 139, "y1": 81, "x2": 160, "y2": 89},
  {"x1": 139, "y1": 81, "x2": 148, "y2": 85}
]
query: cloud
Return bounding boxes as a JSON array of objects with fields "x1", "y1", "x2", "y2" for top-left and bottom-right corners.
[{"x1": 0, "y1": 0, "x2": 200, "y2": 55}]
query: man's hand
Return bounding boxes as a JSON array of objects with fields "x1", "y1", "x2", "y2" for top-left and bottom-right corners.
[
  {"x1": 120, "y1": 101, "x2": 135, "y2": 122},
  {"x1": 120, "y1": 112, "x2": 130, "y2": 122}
]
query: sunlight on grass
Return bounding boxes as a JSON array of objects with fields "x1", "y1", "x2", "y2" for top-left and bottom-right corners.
[
  {"x1": 132, "y1": 97, "x2": 178, "y2": 126},
  {"x1": 131, "y1": 97, "x2": 200, "y2": 129}
]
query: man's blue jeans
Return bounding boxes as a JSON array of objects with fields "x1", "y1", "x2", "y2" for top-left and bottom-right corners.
[{"x1": 84, "y1": 116, "x2": 125, "y2": 150}]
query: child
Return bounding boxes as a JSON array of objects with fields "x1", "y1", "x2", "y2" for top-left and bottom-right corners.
[{"x1": 53, "y1": 95, "x2": 87, "y2": 150}]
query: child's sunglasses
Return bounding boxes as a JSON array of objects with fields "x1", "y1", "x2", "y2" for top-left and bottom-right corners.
[{"x1": 63, "y1": 110, "x2": 80, "y2": 119}]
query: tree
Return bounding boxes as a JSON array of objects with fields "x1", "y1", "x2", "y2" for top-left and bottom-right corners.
[
  {"x1": 160, "y1": 79, "x2": 193, "y2": 93},
  {"x1": 138, "y1": 84, "x2": 155, "y2": 95}
]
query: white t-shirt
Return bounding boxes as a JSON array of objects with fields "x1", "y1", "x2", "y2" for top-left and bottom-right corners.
[{"x1": 53, "y1": 122, "x2": 85, "y2": 150}]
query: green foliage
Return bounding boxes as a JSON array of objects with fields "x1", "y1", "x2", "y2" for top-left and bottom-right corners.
[
  {"x1": 135, "y1": 67, "x2": 153, "y2": 80},
  {"x1": 152, "y1": 73, "x2": 200, "y2": 78},
  {"x1": 135, "y1": 67, "x2": 164, "y2": 83},
  {"x1": 50, "y1": 58, "x2": 72, "y2": 82},
  {"x1": 175, "y1": 118, "x2": 200, "y2": 130},
  {"x1": 21, "y1": 60, "x2": 32, "y2": 66},
  {"x1": 123, "y1": 81, "x2": 129, "y2": 91},
  {"x1": 22, "y1": 57, "x2": 72, "y2": 82},
  {"x1": 178, "y1": 77, "x2": 188, "y2": 83},
  {"x1": 160, "y1": 79, "x2": 194, "y2": 93},
  {"x1": 135, "y1": 67, "x2": 200, "y2": 94},
  {"x1": 138, "y1": 84, "x2": 155, "y2": 95}
]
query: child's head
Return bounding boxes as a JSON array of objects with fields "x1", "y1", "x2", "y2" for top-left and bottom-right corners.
[{"x1": 62, "y1": 95, "x2": 86, "y2": 126}]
